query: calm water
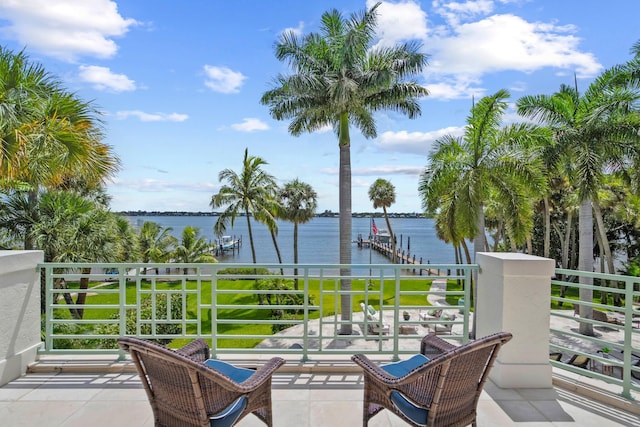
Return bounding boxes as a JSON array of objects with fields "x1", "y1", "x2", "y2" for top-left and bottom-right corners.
[{"x1": 127, "y1": 215, "x2": 458, "y2": 265}]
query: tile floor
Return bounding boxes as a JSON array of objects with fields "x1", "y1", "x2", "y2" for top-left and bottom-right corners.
[{"x1": 1, "y1": 370, "x2": 638, "y2": 427}]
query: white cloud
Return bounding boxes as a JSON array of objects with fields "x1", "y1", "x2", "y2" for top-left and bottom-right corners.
[
  {"x1": 376, "y1": 127, "x2": 466, "y2": 155},
  {"x1": 281, "y1": 21, "x2": 304, "y2": 36},
  {"x1": 430, "y1": 14, "x2": 601, "y2": 78},
  {"x1": 231, "y1": 118, "x2": 269, "y2": 132},
  {"x1": 115, "y1": 110, "x2": 188, "y2": 122},
  {"x1": 359, "y1": 1, "x2": 604, "y2": 100},
  {"x1": 203, "y1": 65, "x2": 246, "y2": 93},
  {"x1": 78, "y1": 65, "x2": 136, "y2": 92},
  {"x1": 367, "y1": 0, "x2": 428, "y2": 47},
  {"x1": 0, "y1": 0, "x2": 138, "y2": 61},
  {"x1": 432, "y1": 0, "x2": 495, "y2": 26}
]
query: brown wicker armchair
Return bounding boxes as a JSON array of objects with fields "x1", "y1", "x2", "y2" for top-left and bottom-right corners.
[
  {"x1": 352, "y1": 331, "x2": 512, "y2": 427},
  {"x1": 118, "y1": 337, "x2": 285, "y2": 427}
]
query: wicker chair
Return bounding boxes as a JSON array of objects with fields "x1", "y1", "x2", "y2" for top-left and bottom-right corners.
[
  {"x1": 118, "y1": 337, "x2": 285, "y2": 427},
  {"x1": 352, "y1": 331, "x2": 512, "y2": 427}
]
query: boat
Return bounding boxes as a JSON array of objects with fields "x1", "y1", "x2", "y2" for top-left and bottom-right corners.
[
  {"x1": 374, "y1": 228, "x2": 391, "y2": 244},
  {"x1": 219, "y1": 235, "x2": 240, "y2": 251}
]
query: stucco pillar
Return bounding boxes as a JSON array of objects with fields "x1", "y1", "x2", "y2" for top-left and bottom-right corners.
[
  {"x1": 0, "y1": 250, "x2": 43, "y2": 386},
  {"x1": 476, "y1": 252, "x2": 555, "y2": 388}
]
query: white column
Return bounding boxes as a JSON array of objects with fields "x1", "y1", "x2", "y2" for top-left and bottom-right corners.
[
  {"x1": 0, "y1": 250, "x2": 43, "y2": 386},
  {"x1": 476, "y1": 252, "x2": 555, "y2": 388}
]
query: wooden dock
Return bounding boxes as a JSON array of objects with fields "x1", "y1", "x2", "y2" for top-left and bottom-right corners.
[{"x1": 355, "y1": 236, "x2": 442, "y2": 275}]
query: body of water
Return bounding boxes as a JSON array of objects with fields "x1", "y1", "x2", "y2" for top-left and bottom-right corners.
[{"x1": 127, "y1": 215, "x2": 459, "y2": 265}]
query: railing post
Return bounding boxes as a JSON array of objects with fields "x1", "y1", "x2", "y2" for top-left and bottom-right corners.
[
  {"x1": 476, "y1": 252, "x2": 555, "y2": 388},
  {"x1": 0, "y1": 250, "x2": 43, "y2": 386}
]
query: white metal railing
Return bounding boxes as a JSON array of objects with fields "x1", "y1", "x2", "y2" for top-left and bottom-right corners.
[
  {"x1": 41, "y1": 262, "x2": 473, "y2": 361},
  {"x1": 550, "y1": 268, "x2": 640, "y2": 399}
]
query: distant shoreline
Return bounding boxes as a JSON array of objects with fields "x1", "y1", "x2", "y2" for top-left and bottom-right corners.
[{"x1": 118, "y1": 210, "x2": 428, "y2": 219}]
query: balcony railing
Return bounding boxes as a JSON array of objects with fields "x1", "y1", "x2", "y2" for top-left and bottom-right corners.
[
  {"x1": 41, "y1": 262, "x2": 472, "y2": 360},
  {"x1": 550, "y1": 268, "x2": 640, "y2": 399},
  {"x1": 39, "y1": 261, "x2": 640, "y2": 399}
]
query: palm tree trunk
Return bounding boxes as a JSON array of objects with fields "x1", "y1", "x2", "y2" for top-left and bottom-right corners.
[
  {"x1": 338, "y1": 120, "x2": 352, "y2": 335},
  {"x1": 293, "y1": 222, "x2": 299, "y2": 290},
  {"x1": 543, "y1": 197, "x2": 551, "y2": 258},
  {"x1": 578, "y1": 198, "x2": 594, "y2": 336},
  {"x1": 471, "y1": 202, "x2": 485, "y2": 339},
  {"x1": 382, "y1": 206, "x2": 397, "y2": 263},
  {"x1": 269, "y1": 228, "x2": 284, "y2": 275},
  {"x1": 245, "y1": 209, "x2": 257, "y2": 264},
  {"x1": 74, "y1": 267, "x2": 92, "y2": 319},
  {"x1": 592, "y1": 199, "x2": 620, "y2": 305}
]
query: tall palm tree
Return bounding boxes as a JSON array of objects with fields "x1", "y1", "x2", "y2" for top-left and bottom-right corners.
[
  {"x1": 517, "y1": 70, "x2": 640, "y2": 334},
  {"x1": 368, "y1": 178, "x2": 397, "y2": 263},
  {"x1": 279, "y1": 179, "x2": 318, "y2": 289},
  {"x1": 261, "y1": 3, "x2": 428, "y2": 333},
  {"x1": 210, "y1": 148, "x2": 277, "y2": 264}
]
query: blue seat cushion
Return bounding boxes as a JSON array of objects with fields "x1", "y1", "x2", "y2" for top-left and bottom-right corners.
[
  {"x1": 390, "y1": 391, "x2": 429, "y2": 425},
  {"x1": 204, "y1": 359, "x2": 255, "y2": 383},
  {"x1": 380, "y1": 354, "x2": 429, "y2": 378},
  {"x1": 209, "y1": 396, "x2": 247, "y2": 427}
]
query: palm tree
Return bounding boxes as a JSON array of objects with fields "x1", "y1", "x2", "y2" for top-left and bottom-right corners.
[
  {"x1": 172, "y1": 226, "x2": 216, "y2": 273},
  {"x1": 31, "y1": 190, "x2": 127, "y2": 317},
  {"x1": 420, "y1": 90, "x2": 547, "y2": 339},
  {"x1": 138, "y1": 221, "x2": 177, "y2": 273},
  {"x1": 210, "y1": 148, "x2": 277, "y2": 264},
  {"x1": 517, "y1": 69, "x2": 640, "y2": 334},
  {"x1": 261, "y1": 3, "x2": 428, "y2": 333},
  {"x1": 368, "y1": 178, "x2": 397, "y2": 263},
  {"x1": 0, "y1": 48, "x2": 120, "y2": 249},
  {"x1": 279, "y1": 179, "x2": 318, "y2": 289},
  {"x1": 420, "y1": 89, "x2": 547, "y2": 259}
]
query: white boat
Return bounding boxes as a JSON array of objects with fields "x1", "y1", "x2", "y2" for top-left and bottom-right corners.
[
  {"x1": 374, "y1": 228, "x2": 391, "y2": 244},
  {"x1": 219, "y1": 235, "x2": 240, "y2": 251}
]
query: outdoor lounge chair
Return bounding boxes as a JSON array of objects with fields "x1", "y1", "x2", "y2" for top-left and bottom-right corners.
[
  {"x1": 418, "y1": 308, "x2": 442, "y2": 327},
  {"x1": 566, "y1": 354, "x2": 590, "y2": 369},
  {"x1": 549, "y1": 352, "x2": 563, "y2": 361},
  {"x1": 592, "y1": 309, "x2": 622, "y2": 326},
  {"x1": 118, "y1": 336, "x2": 285, "y2": 427},
  {"x1": 352, "y1": 331, "x2": 512, "y2": 427},
  {"x1": 360, "y1": 302, "x2": 390, "y2": 335}
]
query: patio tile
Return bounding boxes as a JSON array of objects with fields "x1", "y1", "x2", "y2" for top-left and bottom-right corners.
[
  {"x1": 60, "y1": 400, "x2": 152, "y2": 427},
  {"x1": 0, "y1": 401, "x2": 84, "y2": 427}
]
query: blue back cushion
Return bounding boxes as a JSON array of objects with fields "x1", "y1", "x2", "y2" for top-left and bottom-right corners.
[
  {"x1": 380, "y1": 354, "x2": 429, "y2": 378},
  {"x1": 205, "y1": 359, "x2": 255, "y2": 383}
]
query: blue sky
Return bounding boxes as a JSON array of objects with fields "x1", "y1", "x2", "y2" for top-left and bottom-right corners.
[{"x1": 0, "y1": 0, "x2": 637, "y2": 213}]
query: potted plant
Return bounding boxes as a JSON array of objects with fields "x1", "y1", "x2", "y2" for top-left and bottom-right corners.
[
  {"x1": 403, "y1": 311, "x2": 410, "y2": 321},
  {"x1": 600, "y1": 347, "x2": 611, "y2": 358}
]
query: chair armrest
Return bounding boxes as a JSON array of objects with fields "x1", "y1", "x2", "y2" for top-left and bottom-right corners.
[
  {"x1": 420, "y1": 333, "x2": 457, "y2": 356},
  {"x1": 175, "y1": 338, "x2": 210, "y2": 363}
]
